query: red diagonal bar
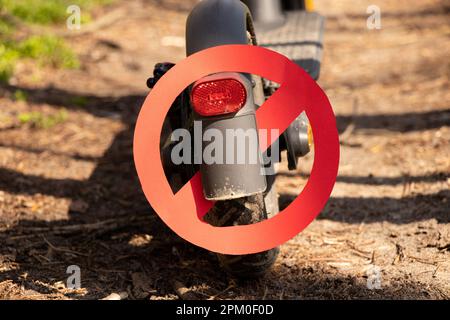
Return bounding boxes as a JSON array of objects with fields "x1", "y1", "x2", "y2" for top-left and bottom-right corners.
[{"x1": 256, "y1": 85, "x2": 306, "y2": 151}]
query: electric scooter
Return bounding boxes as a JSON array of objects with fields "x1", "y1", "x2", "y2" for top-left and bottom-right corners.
[{"x1": 146, "y1": 0, "x2": 324, "y2": 278}]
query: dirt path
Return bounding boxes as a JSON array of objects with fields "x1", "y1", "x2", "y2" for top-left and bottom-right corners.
[{"x1": 0, "y1": 0, "x2": 448, "y2": 299}]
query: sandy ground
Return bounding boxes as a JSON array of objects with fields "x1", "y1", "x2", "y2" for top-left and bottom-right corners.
[{"x1": 0, "y1": 0, "x2": 449, "y2": 299}]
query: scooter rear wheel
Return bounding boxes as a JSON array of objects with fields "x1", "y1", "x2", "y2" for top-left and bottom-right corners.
[{"x1": 204, "y1": 191, "x2": 279, "y2": 278}]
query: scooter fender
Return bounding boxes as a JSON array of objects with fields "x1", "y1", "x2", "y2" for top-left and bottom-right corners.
[
  {"x1": 186, "y1": 0, "x2": 251, "y2": 56},
  {"x1": 186, "y1": 1, "x2": 267, "y2": 200},
  {"x1": 193, "y1": 73, "x2": 268, "y2": 201}
]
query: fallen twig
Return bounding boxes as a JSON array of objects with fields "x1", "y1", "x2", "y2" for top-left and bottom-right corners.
[
  {"x1": 207, "y1": 285, "x2": 235, "y2": 301},
  {"x1": 1, "y1": 7, "x2": 131, "y2": 41},
  {"x1": 42, "y1": 236, "x2": 88, "y2": 257},
  {"x1": 58, "y1": 8, "x2": 130, "y2": 38},
  {"x1": 408, "y1": 255, "x2": 443, "y2": 266},
  {"x1": 5, "y1": 216, "x2": 154, "y2": 240},
  {"x1": 172, "y1": 280, "x2": 198, "y2": 300},
  {"x1": 101, "y1": 292, "x2": 128, "y2": 300}
]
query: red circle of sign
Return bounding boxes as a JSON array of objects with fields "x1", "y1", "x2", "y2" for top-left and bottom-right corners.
[{"x1": 134, "y1": 45, "x2": 339, "y2": 255}]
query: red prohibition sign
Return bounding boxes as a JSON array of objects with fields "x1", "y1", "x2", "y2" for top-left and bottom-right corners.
[{"x1": 134, "y1": 45, "x2": 340, "y2": 255}]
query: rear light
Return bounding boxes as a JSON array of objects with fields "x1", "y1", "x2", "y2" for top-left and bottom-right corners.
[{"x1": 191, "y1": 78, "x2": 247, "y2": 116}]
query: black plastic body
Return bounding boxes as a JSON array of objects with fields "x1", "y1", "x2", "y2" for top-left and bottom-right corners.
[
  {"x1": 186, "y1": 0, "x2": 251, "y2": 56},
  {"x1": 184, "y1": 0, "x2": 315, "y2": 198},
  {"x1": 186, "y1": 1, "x2": 268, "y2": 200}
]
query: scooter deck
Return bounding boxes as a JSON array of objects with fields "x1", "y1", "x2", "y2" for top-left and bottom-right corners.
[{"x1": 257, "y1": 11, "x2": 325, "y2": 80}]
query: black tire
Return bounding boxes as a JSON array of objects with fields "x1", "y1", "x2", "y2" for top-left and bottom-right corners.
[
  {"x1": 202, "y1": 29, "x2": 280, "y2": 278},
  {"x1": 203, "y1": 192, "x2": 279, "y2": 278}
]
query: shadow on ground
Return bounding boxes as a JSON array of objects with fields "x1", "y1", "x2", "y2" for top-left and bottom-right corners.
[{"x1": 0, "y1": 85, "x2": 448, "y2": 299}]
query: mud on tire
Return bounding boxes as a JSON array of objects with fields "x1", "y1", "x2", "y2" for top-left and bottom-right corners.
[{"x1": 204, "y1": 193, "x2": 279, "y2": 278}]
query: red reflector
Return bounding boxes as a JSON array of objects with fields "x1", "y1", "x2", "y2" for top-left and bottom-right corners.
[{"x1": 191, "y1": 78, "x2": 247, "y2": 116}]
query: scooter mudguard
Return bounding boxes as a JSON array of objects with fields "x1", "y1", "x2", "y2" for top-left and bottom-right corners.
[{"x1": 186, "y1": 0, "x2": 267, "y2": 200}]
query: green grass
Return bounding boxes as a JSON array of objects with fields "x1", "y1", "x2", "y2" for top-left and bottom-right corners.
[
  {"x1": 0, "y1": 0, "x2": 114, "y2": 83},
  {"x1": 4, "y1": 0, "x2": 68, "y2": 25},
  {"x1": 0, "y1": 43, "x2": 18, "y2": 83},
  {"x1": 69, "y1": 96, "x2": 88, "y2": 107},
  {"x1": 0, "y1": 19, "x2": 15, "y2": 36},
  {"x1": 1, "y1": 0, "x2": 114, "y2": 25},
  {"x1": 18, "y1": 35, "x2": 80, "y2": 68},
  {"x1": 18, "y1": 109, "x2": 69, "y2": 129},
  {"x1": 13, "y1": 89, "x2": 28, "y2": 102},
  {"x1": 0, "y1": 35, "x2": 80, "y2": 84}
]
